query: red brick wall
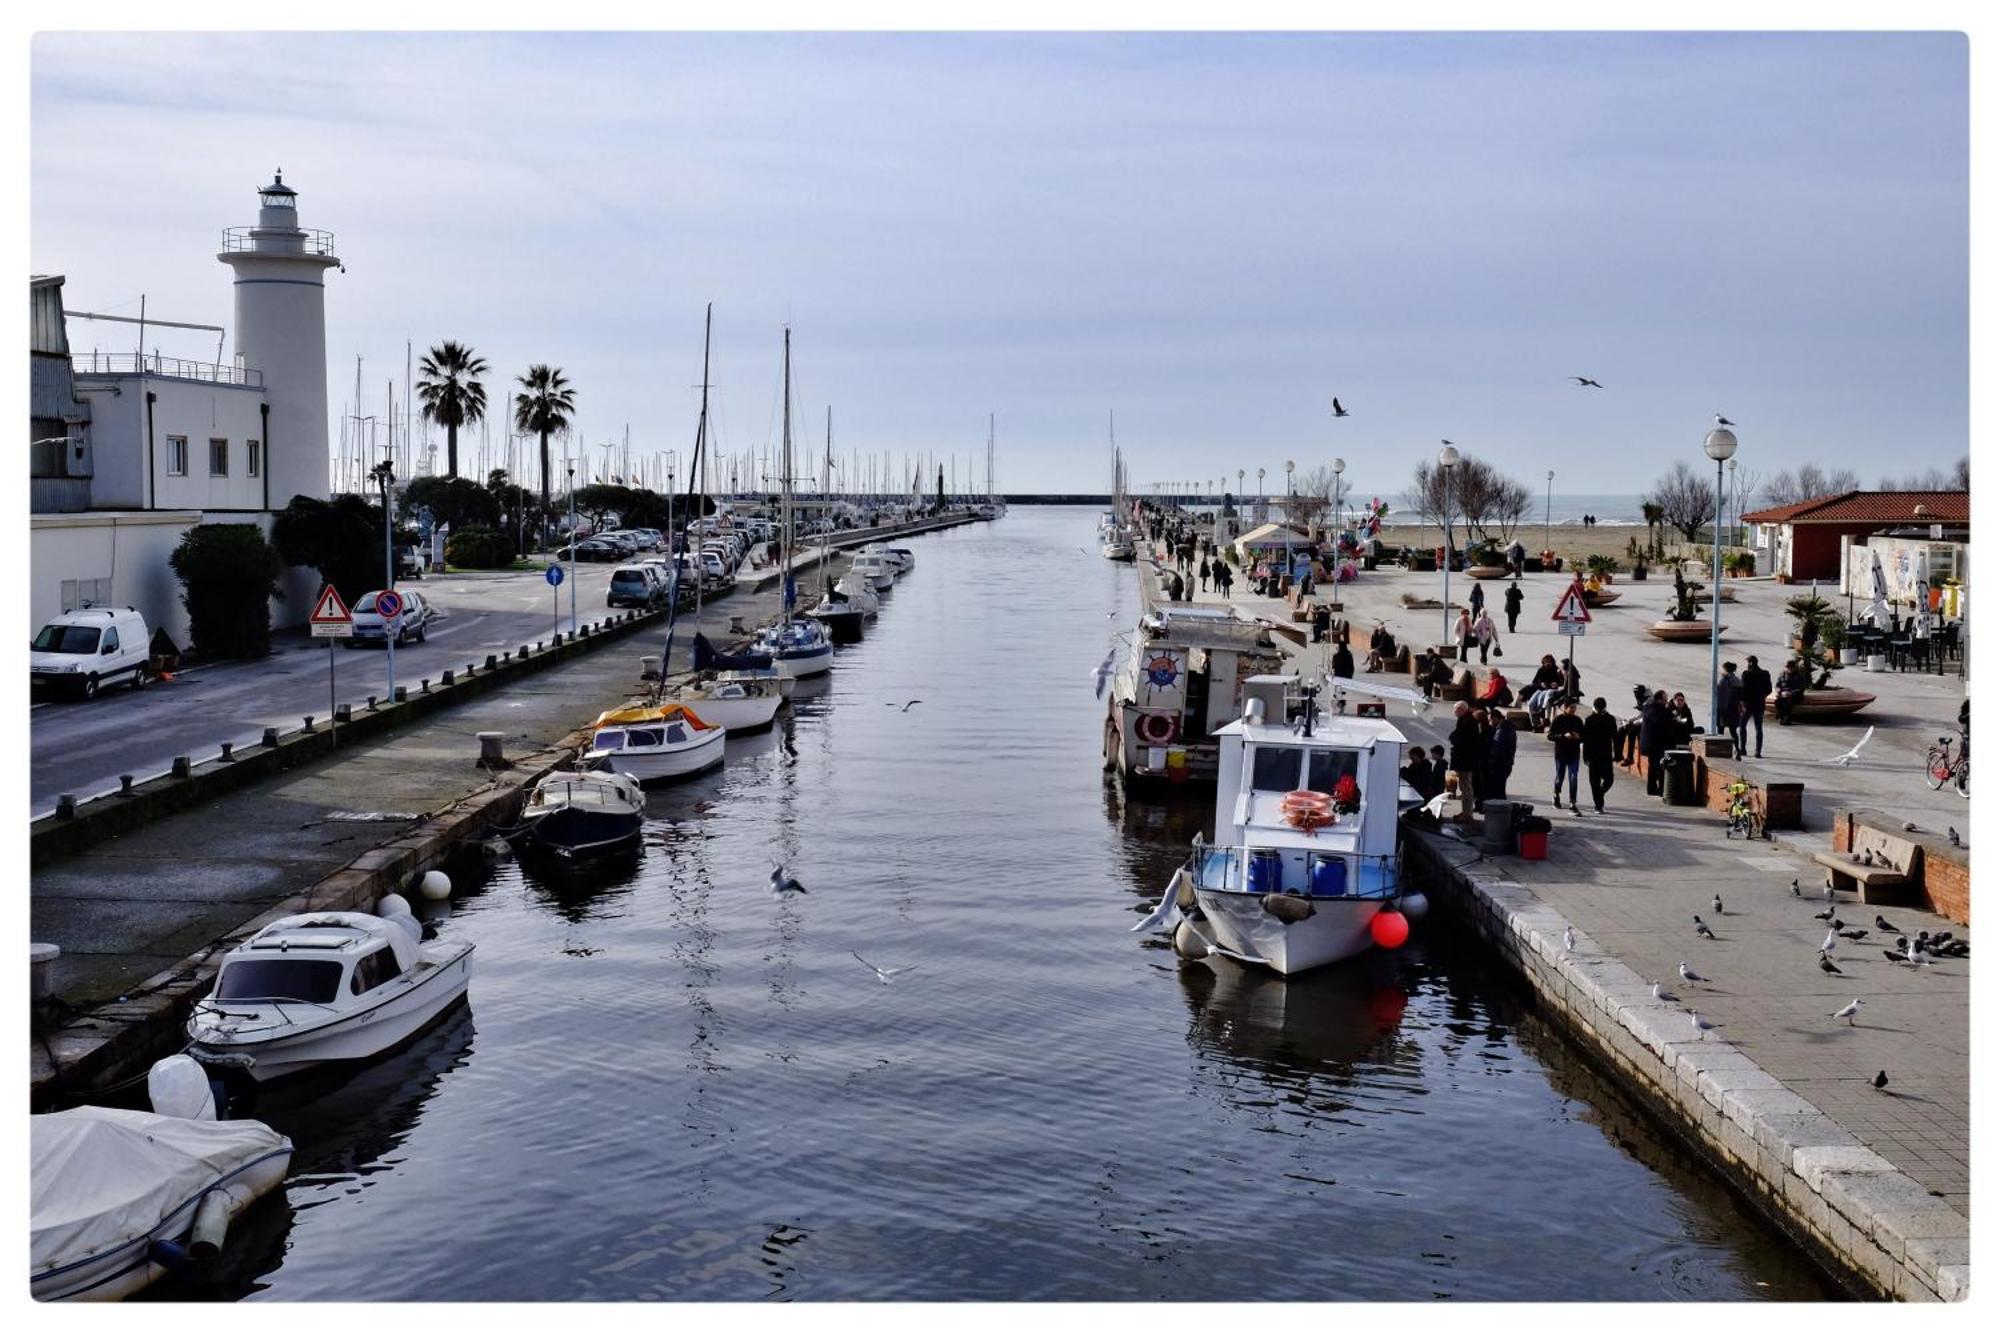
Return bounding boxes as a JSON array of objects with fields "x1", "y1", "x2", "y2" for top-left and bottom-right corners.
[{"x1": 1832, "y1": 809, "x2": 1969, "y2": 924}]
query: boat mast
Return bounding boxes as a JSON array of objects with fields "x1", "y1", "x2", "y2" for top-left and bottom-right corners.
[
  {"x1": 654, "y1": 302, "x2": 711, "y2": 703},
  {"x1": 781, "y1": 326, "x2": 794, "y2": 625}
]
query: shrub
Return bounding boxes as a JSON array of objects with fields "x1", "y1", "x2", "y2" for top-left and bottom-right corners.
[
  {"x1": 169, "y1": 523, "x2": 283, "y2": 658},
  {"x1": 445, "y1": 526, "x2": 516, "y2": 569}
]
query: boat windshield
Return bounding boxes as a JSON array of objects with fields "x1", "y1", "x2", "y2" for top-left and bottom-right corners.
[
  {"x1": 1250, "y1": 746, "x2": 1305, "y2": 791},
  {"x1": 628, "y1": 728, "x2": 663, "y2": 747},
  {"x1": 216, "y1": 958, "x2": 344, "y2": 1003},
  {"x1": 1306, "y1": 749, "x2": 1360, "y2": 795},
  {"x1": 665, "y1": 724, "x2": 687, "y2": 743},
  {"x1": 31, "y1": 624, "x2": 100, "y2": 653},
  {"x1": 592, "y1": 730, "x2": 627, "y2": 751}
]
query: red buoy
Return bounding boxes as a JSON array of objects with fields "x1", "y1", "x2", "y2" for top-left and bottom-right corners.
[{"x1": 1370, "y1": 909, "x2": 1411, "y2": 950}]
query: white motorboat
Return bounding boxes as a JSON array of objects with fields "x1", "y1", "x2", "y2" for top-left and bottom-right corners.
[
  {"x1": 885, "y1": 545, "x2": 916, "y2": 573},
  {"x1": 1099, "y1": 528, "x2": 1136, "y2": 561},
  {"x1": 586, "y1": 705, "x2": 726, "y2": 784},
  {"x1": 849, "y1": 550, "x2": 898, "y2": 590},
  {"x1": 30, "y1": 1103, "x2": 292, "y2": 1301},
  {"x1": 1133, "y1": 676, "x2": 1415, "y2": 975},
  {"x1": 671, "y1": 672, "x2": 786, "y2": 731},
  {"x1": 188, "y1": 907, "x2": 474, "y2": 1082},
  {"x1": 834, "y1": 572, "x2": 880, "y2": 616},
  {"x1": 865, "y1": 542, "x2": 913, "y2": 576}
]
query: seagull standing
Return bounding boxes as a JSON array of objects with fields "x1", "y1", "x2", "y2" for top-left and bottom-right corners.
[
  {"x1": 1689, "y1": 1010, "x2": 1718, "y2": 1039},
  {"x1": 1712, "y1": 893, "x2": 1724, "y2": 916},
  {"x1": 1714, "y1": 414, "x2": 1737, "y2": 427},
  {"x1": 1820, "y1": 927, "x2": 1839, "y2": 955},
  {"x1": 1679, "y1": 961, "x2": 1707, "y2": 986},
  {"x1": 1832, "y1": 998, "x2": 1863, "y2": 1025},
  {"x1": 1652, "y1": 980, "x2": 1678, "y2": 1003},
  {"x1": 1824, "y1": 727, "x2": 1876, "y2": 767},
  {"x1": 769, "y1": 866, "x2": 808, "y2": 898},
  {"x1": 1564, "y1": 925, "x2": 1576, "y2": 953},
  {"x1": 851, "y1": 951, "x2": 917, "y2": 984}
]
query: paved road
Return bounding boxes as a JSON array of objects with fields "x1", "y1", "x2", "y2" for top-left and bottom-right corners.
[{"x1": 26, "y1": 559, "x2": 657, "y2": 814}]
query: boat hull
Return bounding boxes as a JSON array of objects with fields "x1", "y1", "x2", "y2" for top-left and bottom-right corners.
[
  {"x1": 596, "y1": 727, "x2": 726, "y2": 783},
  {"x1": 190, "y1": 944, "x2": 475, "y2": 1083},
  {"x1": 807, "y1": 607, "x2": 865, "y2": 644},
  {"x1": 769, "y1": 644, "x2": 834, "y2": 679},
  {"x1": 1194, "y1": 889, "x2": 1384, "y2": 975},
  {"x1": 670, "y1": 691, "x2": 782, "y2": 733}
]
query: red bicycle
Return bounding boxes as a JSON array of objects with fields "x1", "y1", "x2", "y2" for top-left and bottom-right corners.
[{"x1": 1925, "y1": 732, "x2": 1970, "y2": 797}]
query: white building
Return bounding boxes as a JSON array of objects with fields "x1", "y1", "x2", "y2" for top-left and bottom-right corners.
[{"x1": 29, "y1": 172, "x2": 341, "y2": 645}]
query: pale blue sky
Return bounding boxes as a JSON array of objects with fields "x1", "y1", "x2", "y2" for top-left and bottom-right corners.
[{"x1": 31, "y1": 31, "x2": 1968, "y2": 497}]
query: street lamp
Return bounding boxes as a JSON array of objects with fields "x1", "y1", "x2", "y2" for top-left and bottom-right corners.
[
  {"x1": 1284, "y1": 460, "x2": 1296, "y2": 578},
  {"x1": 1703, "y1": 425, "x2": 1739, "y2": 732},
  {"x1": 1439, "y1": 442, "x2": 1460, "y2": 649},
  {"x1": 1544, "y1": 469, "x2": 1555, "y2": 556},
  {"x1": 1332, "y1": 457, "x2": 1346, "y2": 533}
]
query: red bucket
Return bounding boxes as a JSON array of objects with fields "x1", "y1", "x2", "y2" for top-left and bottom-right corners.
[{"x1": 1518, "y1": 829, "x2": 1549, "y2": 860}]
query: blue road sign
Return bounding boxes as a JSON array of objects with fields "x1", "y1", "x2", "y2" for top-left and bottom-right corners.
[
  {"x1": 546, "y1": 564, "x2": 565, "y2": 587},
  {"x1": 375, "y1": 589, "x2": 405, "y2": 621}
]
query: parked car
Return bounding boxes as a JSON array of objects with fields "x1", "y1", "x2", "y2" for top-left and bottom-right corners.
[
  {"x1": 607, "y1": 564, "x2": 668, "y2": 609},
  {"x1": 571, "y1": 538, "x2": 623, "y2": 563},
  {"x1": 30, "y1": 606, "x2": 152, "y2": 700},
  {"x1": 347, "y1": 589, "x2": 433, "y2": 647},
  {"x1": 395, "y1": 545, "x2": 426, "y2": 579}
]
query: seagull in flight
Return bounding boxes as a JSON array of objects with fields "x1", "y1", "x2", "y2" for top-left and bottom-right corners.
[
  {"x1": 881, "y1": 699, "x2": 923, "y2": 711},
  {"x1": 1679, "y1": 961, "x2": 1707, "y2": 986},
  {"x1": 1092, "y1": 648, "x2": 1118, "y2": 700},
  {"x1": 1824, "y1": 726, "x2": 1876, "y2": 767},
  {"x1": 1330, "y1": 397, "x2": 1350, "y2": 418},
  {"x1": 769, "y1": 865, "x2": 808, "y2": 898},
  {"x1": 851, "y1": 951, "x2": 917, "y2": 984},
  {"x1": 1714, "y1": 414, "x2": 1737, "y2": 427},
  {"x1": 1832, "y1": 998, "x2": 1863, "y2": 1025},
  {"x1": 1571, "y1": 377, "x2": 1604, "y2": 388}
]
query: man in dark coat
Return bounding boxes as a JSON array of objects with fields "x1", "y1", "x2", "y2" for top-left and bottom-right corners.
[
  {"x1": 1168, "y1": 570, "x2": 1185, "y2": 603},
  {"x1": 1715, "y1": 661, "x2": 1746, "y2": 759},
  {"x1": 1582, "y1": 696, "x2": 1620, "y2": 812},
  {"x1": 1639, "y1": 689, "x2": 1672, "y2": 796},
  {"x1": 1448, "y1": 703, "x2": 1487, "y2": 819},
  {"x1": 1740, "y1": 654, "x2": 1772, "y2": 754},
  {"x1": 1548, "y1": 699, "x2": 1585, "y2": 810},
  {"x1": 1331, "y1": 640, "x2": 1355, "y2": 679},
  {"x1": 1504, "y1": 580, "x2": 1524, "y2": 633},
  {"x1": 1487, "y1": 710, "x2": 1518, "y2": 802}
]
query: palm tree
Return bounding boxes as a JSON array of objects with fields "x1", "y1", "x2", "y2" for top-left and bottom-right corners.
[
  {"x1": 1641, "y1": 501, "x2": 1665, "y2": 556},
  {"x1": 513, "y1": 365, "x2": 574, "y2": 551},
  {"x1": 415, "y1": 341, "x2": 489, "y2": 479}
]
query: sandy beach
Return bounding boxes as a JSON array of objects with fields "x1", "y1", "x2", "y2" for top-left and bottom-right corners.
[{"x1": 1371, "y1": 523, "x2": 1652, "y2": 569}]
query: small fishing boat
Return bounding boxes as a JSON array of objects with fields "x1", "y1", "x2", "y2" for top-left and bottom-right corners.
[
  {"x1": 884, "y1": 545, "x2": 917, "y2": 573},
  {"x1": 586, "y1": 705, "x2": 726, "y2": 783},
  {"x1": 1133, "y1": 676, "x2": 1419, "y2": 975},
  {"x1": 30, "y1": 1103, "x2": 293, "y2": 1301},
  {"x1": 187, "y1": 906, "x2": 474, "y2": 1082}
]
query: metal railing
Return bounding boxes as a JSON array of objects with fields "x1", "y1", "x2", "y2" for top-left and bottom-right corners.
[
  {"x1": 220, "y1": 226, "x2": 337, "y2": 256},
  {"x1": 71, "y1": 352, "x2": 263, "y2": 386},
  {"x1": 1189, "y1": 843, "x2": 1403, "y2": 900}
]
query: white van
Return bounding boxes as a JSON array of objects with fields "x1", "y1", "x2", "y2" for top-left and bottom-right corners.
[{"x1": 30, "y1": 607, "x2": 153, "y2": 700}]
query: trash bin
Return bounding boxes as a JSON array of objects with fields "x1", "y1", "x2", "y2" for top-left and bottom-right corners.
[
  {"x1": 1517, "y1": 815, "x2": 1552, "y2": 860},
  {"x1": 1481, "y1": 799, "x2": 1524, "y2": 853},
  {"x1": 1661, "y1": 749, "x2": 1698, "y2": 807}
]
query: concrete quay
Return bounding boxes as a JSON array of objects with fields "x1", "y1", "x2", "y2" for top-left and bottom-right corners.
[{"x1": 1132, "y1": 542, "x2": 1968, "y2": 1299}]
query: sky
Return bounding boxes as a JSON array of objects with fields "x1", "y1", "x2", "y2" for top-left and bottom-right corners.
[{"x1": 29, "y1": 30, "x2": 1970, "y2": 498}]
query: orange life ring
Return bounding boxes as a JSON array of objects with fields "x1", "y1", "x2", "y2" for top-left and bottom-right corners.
[
  {"x1": 1280, "y1": 788, "x2": 1335, "y2": 832},
  {"x1": 1136, "y1": 712, "x2": 1178, "y2": 746}
]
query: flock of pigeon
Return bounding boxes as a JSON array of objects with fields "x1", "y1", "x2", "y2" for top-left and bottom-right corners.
[{"x1": 1563, "y1": 868, "x2": 1968, "y2": 1099}]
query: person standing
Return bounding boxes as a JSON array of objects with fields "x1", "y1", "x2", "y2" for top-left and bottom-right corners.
[
  {"x1": 1331, "y1": 640, "x2": 1355, "y2": 680},
  {"x1": 1639, "y1": 689, "x2": 1671, "y2": 796},
  {"x1": 1168, "y1": 570, "x2": 1185, "y2": 603},
  {"x1": 1741, "y1": 654, "x2": 1772, "y2": 757},
  {"x1": 1448, "y1": 703, "x2": 1487, "y2": 820},
  {"x1": 1548, "y1": 699, "x2": 1585, "y2": 811},
  {"x1": 1469, "y1": 581, "x2": 1486, "y2": 618},
  {"x1": 1487, "y1": 709, "x2": 1518, "y2": 802},
  {"x1": 1197, "y1": 557, "x2": 1210, "y2": 594},
  {"x1": 1582, "y1": 696, "x2": 1619, "y2": 812},
  {"x1": 1504, "y1": 580, "x2": 1524, "y2": 634},
  {"x1": 1716, "y1": 661, "x2": 1747, "y2": 759}
]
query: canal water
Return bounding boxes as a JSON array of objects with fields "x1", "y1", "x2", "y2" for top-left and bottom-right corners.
[{"x1": 183, "y1": 507, "x2": 1835, "y2": 1301}]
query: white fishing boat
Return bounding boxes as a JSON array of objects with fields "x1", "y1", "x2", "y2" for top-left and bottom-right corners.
[
  {"x1": 673, "y1": 634, "x2": 789, "y2": 729},
  {"x1": 30, "y1": 1103, "x2": 292, "y2": 1301},
  {"x1": 1102, "y1": 606, "x2": 1287, "y2": 785},
  {"x1": 1133, "y1": 676, "x2": 1418, "y2": 975},
  {"x1": 187, "y1": 907, "x2": 474, "y2": 1082},
  {"x1": 586, "y1": 704, "x2": 726, "y2": 783},
  {"x1": 865, "y1": 542, "x2": 912, "y2": 576}
]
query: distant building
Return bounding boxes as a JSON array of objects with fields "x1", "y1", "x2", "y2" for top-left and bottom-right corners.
[
  {"x1": 1740, "y1": 489, "x2": 1970, "y2": 582},
  {"x1": 28, "y1": 172, "x2": 341, "y2": 644}
]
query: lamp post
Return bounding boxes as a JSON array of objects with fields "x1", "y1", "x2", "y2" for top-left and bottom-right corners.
[
  {"x1": 1726, "y1": 456, "x2": 1738, "y2": 549},
  {"x1": 1284, "y1": 460, "x2": 1296, "y2": 580},
  {"x1": 1544, "y1": 469, "x2": 1555, "y2": 556},
  {"x1": 369, "y1": 458, "x2": 398, "y2": 701},
  {"x1": 1332, "y1": 457, "x2": 1346, "y2": 534},
  {"x1": 565, "y1": 455, "x2": 578, "y2": 635},
  {"x1": 1703, "y1": 426, "x2": 1739, "y2": 732},
  {"x1": 1439, "y1": 443, "x2": 1460, "y2": 649}
]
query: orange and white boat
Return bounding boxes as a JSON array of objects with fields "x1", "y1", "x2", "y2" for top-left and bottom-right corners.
[{"x1": 585, "y1": 702, "x2": 725, "y2": 785}]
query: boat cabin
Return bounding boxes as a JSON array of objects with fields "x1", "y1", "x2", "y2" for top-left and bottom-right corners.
[
  {"x1": 214, "y1": 914, "x2": 417, "y2": 1005},
  {"x1": 1109, "y1": 607, "x2": 1287, "y2": 782}
]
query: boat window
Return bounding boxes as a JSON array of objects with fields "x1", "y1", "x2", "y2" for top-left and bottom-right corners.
[
  {"x1": 216, "y1": 958, "x2": 343, "y2": 1004},
  {"x1": 665, "y1": 724, "x2": 687, "y2": 743},
  {"x1": 1250, "y1": 746, "x2": 1304, "y2": 791},
  {"x1": 1306, "y1": 749, "x2": 1361, "y2": 796},
  {"x1": 32, "y1": 624, "x2": 100, "y2": 654},
  {"x1": 349, "y1": 946, "x2": 404, "y2": 995},
  {"x1": 627, "y1": 728, "x2": 663, "y2": 747},
  {"x1": 593, "y1": 730, "x2": 627, "y2": 751}
]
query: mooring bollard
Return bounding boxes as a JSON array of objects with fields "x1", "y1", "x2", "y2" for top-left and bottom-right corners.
[
  {"x1": 486, "y1": 654, "x2": 499, "y2": 671},
  {"x1": 54, "y1": 794, "x2": 77, "y2": 821},
  {"x1": 730, "y1": 614, "x2": 746, "y2": 634},
  {"x1": 522, "y1": 644, "x2": 531, "y2": 658},
  {"x1": 262, "y1": 727, "x2": 280, "y2": 747},
  {"x1": 171, "y1": 756, "x2": 192, "y2": 777},
  {"x1": 219, "y1": 741, "x2": 235, "y2": 762},
  {"x1": 302, "y1": 716, "x2": 316, "y2": 732},
  {"x1": 394, "y1": 686, "x2": 409, "y2": 703},
  {"x1": 477, "y1": 731, "x2": 508, "y2": 768},
  {"x1": 441, "y1": 670, "x2": 455, "y2": 686},
  {"x1": 31, "y1": 942, "x2": 60, "y2": 1002},
  {"x1": 118, "y1": 774, "x2": 135, "y2": 797},
  {"x1": 334, "y1": 704, "x2": 353, "y2": 723}
]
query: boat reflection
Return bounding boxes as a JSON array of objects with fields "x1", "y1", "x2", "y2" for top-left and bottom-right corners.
[{"x1": 1178, "y1": 953, "x2": 1411, "y2": 1079}]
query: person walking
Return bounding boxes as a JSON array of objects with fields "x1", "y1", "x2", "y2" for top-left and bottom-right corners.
[
  {"x1": 1198, "y1": 557, "x2": 1211, "y2": 594},
  {"x1": 1582, "y1": 696, "x2": 1619, "y2": 812},
  {"x1": 1472, "y1": 607, "x2": 1499, "y2": 665},
  {"x1": 1741, "y1": 654, "x2": 1772, "y2": 757},
  {"x1": 1639, "y1": 689, "x2": 1671, "y2": 796},
  {"x1": 1453, "y1": 608, "x2": 1474, "y2": 662},
  {"x1": 1448, "y1": 703, "x2": 1487, "y2": 820},
  {"x1": 1548, "y1": 698, "x2": 1585, "y2": 811},
  {"x1": 1469, "y1": 581, "x2": 1486, "y2": 618},
  {"x1": 1504, "y1": 580, "x2": 1524, "y2": 634},
  {"x1": 1487, "y1": 709, "x2": 1518, "y2": 802},
  {"x1": 1168, "y1": 570, "x2": 1185, "y2": 603},
  {"x1": 1716, "y1": 661, "x2": 1747, "y2": 759}
]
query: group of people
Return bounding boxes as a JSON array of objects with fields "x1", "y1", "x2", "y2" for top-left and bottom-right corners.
[{"x1": 1409, "y1": 695, "x2": 1624, "y2": 817}]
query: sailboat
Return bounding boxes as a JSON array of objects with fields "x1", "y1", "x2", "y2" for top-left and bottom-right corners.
[
  {"x1": 1099, "y1": 410, "x2": 1136, "y2": 561},
  {"x1": 974, "y1": 413, "x2": 1001, "y2": 520},
  {"x1": 755, "y1": 328, "x2": 835, "y2": 678},
  {"x1": 806, "y1": 406, "x2": 867, "y2": 644}
]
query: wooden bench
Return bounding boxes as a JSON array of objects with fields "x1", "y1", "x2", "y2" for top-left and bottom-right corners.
[{"x1": 1813, "y1": 827, "x2": 1921, "y2": 902}]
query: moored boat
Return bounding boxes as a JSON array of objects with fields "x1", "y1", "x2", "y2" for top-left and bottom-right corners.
[
  {"x1": 586, "y1": 705, "x2": 726, "y2": 783},
  {"x1": 1102, "y1": 606, "x2": 1287, "y2": 785}
]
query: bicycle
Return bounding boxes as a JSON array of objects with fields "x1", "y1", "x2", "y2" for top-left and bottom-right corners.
[
  {"x1": 1925, "y1": 733, "x2": 1970, "y2": 798},
  {"x1": 1723, "y1": 780, "x2": 1762, "y2": 840}
]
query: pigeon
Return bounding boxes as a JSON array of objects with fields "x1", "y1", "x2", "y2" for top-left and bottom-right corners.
[
  {"x1": 1839, "y1": 928, "x2": 1868, "y2": 941},
  {"x1": 1818, "y1": 955, "x2": 1844, "y2": 975},
  {"x1": 1825, "y1": 881, "x2": 1837, "y2": 902},
  {"x1": 1564, "y1": 925, "x2": 1576, "y2": 953},
  {"x1": 1790, "y1": 878, "x2": 1802, "y2": 898},
  {"x1": 1872, "y1": 1070, "x2": 1889, "y2": 1092},
  {"x1": 1694, "y1": 916, "x2": 1717, "y2": 940},
  {"x1": 1330, "y1": 397, "x2": 1350, "y2": 418},
  {"x1": 1832, "y1": 998, "x2": 1863, "y2": 1025},
  {"x1": 1814, "y1": 905, "x2": 1837, "y2": 922},
  {"x1": 1874, "y1": 915, "x2": 1899, "y2": 934},
  {"x1": 1712, "y1": 893, "x2": 1725, "y2": 916},
  {"x1": 1715, "y1": 414, "x2": 1737, "y2": 426},
  {"x1": 1824, "y1": 726, "x2": 1875, "y2": 767},
  {"x1": 1820, "y1": 928, "x2": 1839, "y2": 954},
  {"x1": 1947, "y1": 826, "x2": 1960, "y2": 847},
  {"x1": 1689, "y1": 1010, "x2": 1719, "y2": 1038},
  {"x1": 1679, "y1": 961, "x2": 1707, "y2": 985},
  {"x1": 851, "y1": 951, "x2": 917, "y2": 985},
  {"x1": 1902, "y1": 821, "x2": 1919, "y2": 832},
  {"x1": 1652, "y1": 981, "x2": 1678, "y2": 1003},
  {"x1": 769, "y1": 866, "x2": 808, "y2": 898},
  {"x1": 1571, "y1": 377, "x2": 1604, "y2": 388}
]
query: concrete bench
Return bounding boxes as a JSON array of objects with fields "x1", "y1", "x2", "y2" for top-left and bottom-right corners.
[{"x1": 1813, "y1": 828, "x2": 1921, "y2": 902}]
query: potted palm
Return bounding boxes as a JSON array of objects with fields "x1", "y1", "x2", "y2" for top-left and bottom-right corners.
[{"x1": 1647, "y1": 564, "x2": 1720, "y2": 642}]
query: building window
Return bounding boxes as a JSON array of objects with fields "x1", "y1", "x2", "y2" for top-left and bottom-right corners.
[
  {"x1": 210, "y1": 438, "x2": 229, "y2": 477},
  {"x1": 166, "y1": 436, "x2": 188, "y2": 476},
  {"x1": 247, "y1": 439, "x2": 261, "y2": 478}
]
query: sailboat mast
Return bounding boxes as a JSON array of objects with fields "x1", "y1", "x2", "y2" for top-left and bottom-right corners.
[{"x1": 781, "y1": 326, "x2": 794, "y2": 624}]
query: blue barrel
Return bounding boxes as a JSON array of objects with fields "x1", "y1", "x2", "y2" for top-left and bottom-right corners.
[
  {"x1": 1309, "y1": 855, "x2": 1348, "y2": 898},
  {"x1": 1247, "y1": 849, "x2": 1283, "y2": 894}
]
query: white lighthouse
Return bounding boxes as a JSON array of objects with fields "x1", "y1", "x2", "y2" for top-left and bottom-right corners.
[{"x1": 217, "y1": 170, "x2": 338, "y2": 506}]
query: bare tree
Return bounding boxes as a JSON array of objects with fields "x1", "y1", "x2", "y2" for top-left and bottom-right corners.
[
  {"x1": 1876, "y1": 459, "x2": 1971, "y2": 491},
  {"x1": 1402, "y1": 453, "x2": 1531, "y2": 549},
  {"x1": 1761, "y1": 463, "x2": 1860, "y2": 507},
  {"x1": 1648, "y1": 460, "x2": 1718, "y2": 541},
  {"x1": 1279, "y1": 464, "x2": 1337, "y2": 538}
]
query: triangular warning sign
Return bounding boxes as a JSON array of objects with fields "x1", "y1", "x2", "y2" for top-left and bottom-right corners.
[
  {"x1": 1551, "y1": 580, "x2": 1593, "y2": 623},
  {"x1": 310, "y1": 585, "x2": 353, "y2": 624}
]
